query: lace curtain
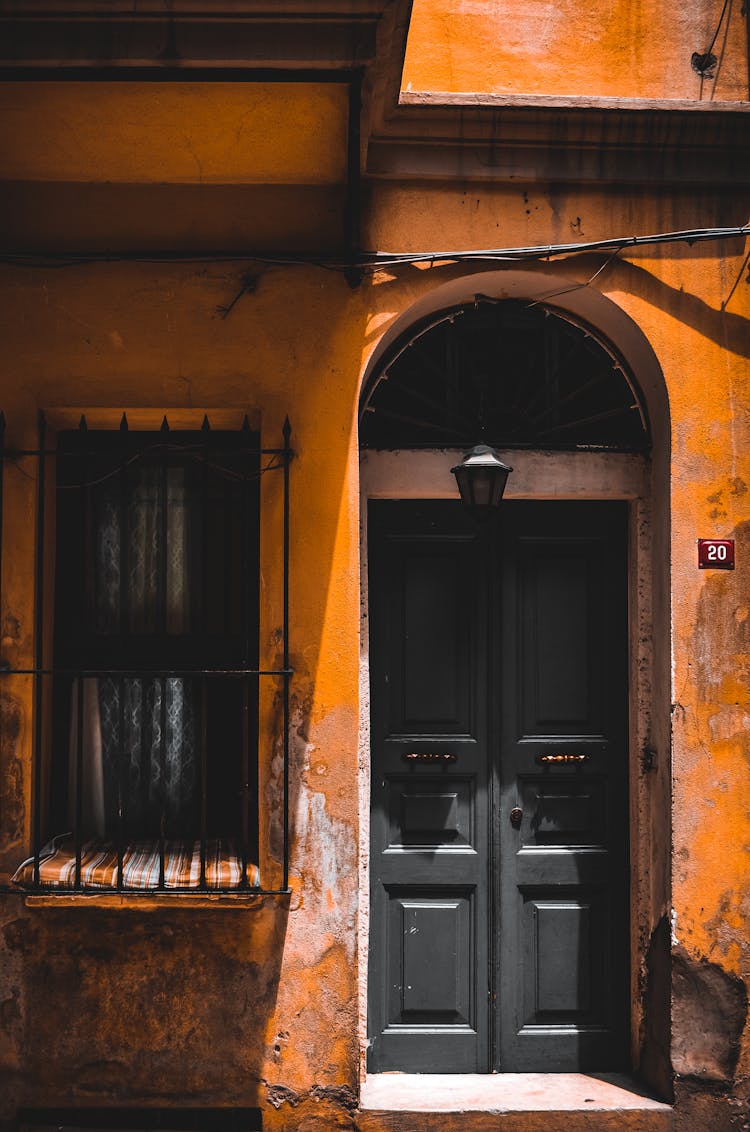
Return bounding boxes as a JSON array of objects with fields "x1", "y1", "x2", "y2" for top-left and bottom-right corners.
[{"x1": 68, "y1": 461, "x2": 199, "y2": 838}]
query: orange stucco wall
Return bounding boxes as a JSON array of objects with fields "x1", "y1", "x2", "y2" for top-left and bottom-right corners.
[
  {"x1": 1, "y1": 178, "x2": 749, "y2": 1122},
  {"x1": 0, "y1": 21, "x2": 749, "y2": 1129},
  {"x1": 0, "y1": 82, "x2": 348, "y2": 184},
  {"x1": 402, "y1": 0, "x2": 749, "y2": 100},
  {"x1": 0, "y1": 259, "x2": 370, "y2": 1114}
]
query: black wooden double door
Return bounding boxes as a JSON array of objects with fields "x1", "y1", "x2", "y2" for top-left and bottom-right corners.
[{"x1": 367, "y1": 500, "x2": 629, "y2": 1073}]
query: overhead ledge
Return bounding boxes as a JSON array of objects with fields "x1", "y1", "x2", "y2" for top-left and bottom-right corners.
[
  {"x1": 398, "y1": 90, "x2": 750, "y2": 113},
  {"x1": 0, "y1": 0, "x2": 391, "y2": 71},
  {"x1": 364, "y1": 96, "x2": 750, "y2": 186}
]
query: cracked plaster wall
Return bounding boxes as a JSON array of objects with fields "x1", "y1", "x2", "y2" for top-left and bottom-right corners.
[{"x1": 0, "y1": 168, "x2": 747, "y2": 1130}]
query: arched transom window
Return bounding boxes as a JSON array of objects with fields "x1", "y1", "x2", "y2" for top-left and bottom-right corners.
[{"x1": 360, "y1": 299, "x2": 650, "y2": 452}]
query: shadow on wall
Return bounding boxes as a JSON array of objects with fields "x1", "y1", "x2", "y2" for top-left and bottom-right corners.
[
  {"x1": 592, "y1": 254, "x2": 750, "y2": 361},
  {"x1": 1, "y1": 900, "x2": 290, "y2": 1110},
  {"x1": 670, "y1": 944, "x2": 748, "y2": 1132},
  {"x1": 0, "y1": 265, "x2": 374, "y2": 1120},
  {"x1": 672, "y1": 946, "x2": 748, "y2": 1085},
  {"x1": 366, "y1": 247, "x2": 750, "y2": 360}
]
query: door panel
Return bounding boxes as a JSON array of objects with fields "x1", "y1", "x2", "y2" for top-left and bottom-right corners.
[
  {"x1": 525, "y1": 897, "x2": 594, "y2": 1015},
  {"x1": 388, "y1": 776, "x2": 475, "y2": 848},
  {"x1": 401, "y1": 551, "x2": 467, "y2": 726},
  {"x1": 368, "y1": 499, "x2": 628, "y2": 1074},
  {"x1": 387, "y1": 542, "x2": 475, "y2": 735},
  {"x1": 388, "y1": 890, "x2": 475, "y2": 1023},
  {"x1": 499, "y1": 502, "x2": 628, "y2": 1070},
  {"x1": 368, "y1": 502, "x2": 489, "y2": 1073},
  {"x1": 519, "y1": 548, "x2": 603, "y2": 735},
  {"x1": 521, "y1": 777, "x2": 607, "y2": 846}
]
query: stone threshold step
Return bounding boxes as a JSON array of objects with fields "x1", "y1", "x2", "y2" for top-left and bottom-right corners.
[{"x1": 357, "y1": 1073, "x2": 672, "y2": 1131}]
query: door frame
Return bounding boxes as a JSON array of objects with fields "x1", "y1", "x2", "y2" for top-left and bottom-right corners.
[{"x1": 358, "y1": 446, "x2": 656, "y2": 1078}]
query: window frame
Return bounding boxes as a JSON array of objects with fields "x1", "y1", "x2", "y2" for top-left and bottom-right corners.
[{"x1": 0, "y1": 409, "x2": 293, "y2": 899}]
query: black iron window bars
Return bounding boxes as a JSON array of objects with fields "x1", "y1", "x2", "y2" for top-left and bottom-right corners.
[{"x1": 0, "y1": 412, "x2": 292, "y2": 896}]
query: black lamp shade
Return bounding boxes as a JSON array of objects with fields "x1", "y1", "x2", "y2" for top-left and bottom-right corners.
[{"x1": 451, "y1": 444, "x2": 512, "y2": 518}]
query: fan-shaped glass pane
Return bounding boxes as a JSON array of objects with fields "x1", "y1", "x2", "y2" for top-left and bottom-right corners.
[{"x1": 360, "y1": 300, "x2": 649, "y2": 451}]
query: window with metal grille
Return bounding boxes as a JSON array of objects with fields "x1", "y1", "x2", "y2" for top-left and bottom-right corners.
[{"x1": 2, "y1": 413, "x2": 292, "y2": 896}]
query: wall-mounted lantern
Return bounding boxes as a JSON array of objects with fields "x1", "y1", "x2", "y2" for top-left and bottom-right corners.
[{"x1": 451, "y1": 444, "x2": 513, "y2": 520}]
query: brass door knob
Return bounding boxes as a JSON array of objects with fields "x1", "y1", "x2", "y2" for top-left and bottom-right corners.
[{"x1": 510, "y1": 806, "x2": 523, "y2": 827}]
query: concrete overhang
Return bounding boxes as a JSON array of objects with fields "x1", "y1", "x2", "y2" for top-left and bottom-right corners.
[
  {"x1": 365, "y1": 91, "x2": 750, "y2": 187},
  {"x1": 0, "y1": 0, "x2": 389, "y2": 71},
  {"x1": 0, "y1": 0, "x2": 747, "y2": 256},
  {"x1": 0, "y1": 0, "x2": 392, "y2": 252},
  {"x1": 361, "y1": 2, "x2": 750, "y2": 189},
  {"x1": 0, "y1": 77, "x2": 353, "y2": 252}
]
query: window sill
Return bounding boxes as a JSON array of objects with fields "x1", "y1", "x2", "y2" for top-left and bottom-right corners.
[
  {"x1": 358, "y1": 1073, "x2": 671, "y2": 1119},
  {"x1": 22, "y1": 890, "x2": 290, "y2": 910}
]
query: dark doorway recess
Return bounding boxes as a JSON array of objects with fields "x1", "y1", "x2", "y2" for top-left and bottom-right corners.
[
  {"x1": 359, "y1": 299, "x2": 650, "y2": 452},
  {"x1": 367, "y1": 500, "x2": 630, "y2": 1073}
]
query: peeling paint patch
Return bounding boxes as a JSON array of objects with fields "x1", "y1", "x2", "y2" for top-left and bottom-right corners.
[
  {"x1": 0, "y1": 989, "x2": 21, "y2": 1029},
  {"x1": 292, "y1": 787, "x2": 358, "y2": 954},
  {"x1": 672, "y1": 1081, "x2": 750, "y2": 1132},
  {"x1": 672, "y1": 947, "x2": 748, "y2": 1084},
  {"x1": 694, "y1": 521, "x2": 750, "y2": 703},
  {"x1": 708, "y1": 707, "x2": 750, "y2": 743},
  {"x1": 0, "y1": 692, "x2": 25, "y2": 839},
  {"x1": 266, "y1": 1084, "x2": 302, "y2": 1109},
  {"x1": 2, "y1": 612, "x2": 21, "y2": 648},
  {"x1": 75, "y1": 1059, "x2": 130, "y2": 1096},
  {"x1": 310, "y1": 1083, "x2": 357, "y2": 1111},
  {"x1": 2, "y1": 918, "x2": 39, "y2": 956}
]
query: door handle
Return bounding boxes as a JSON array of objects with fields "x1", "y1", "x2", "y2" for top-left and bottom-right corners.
[
  {"x1": 403, "y1": 752, "x2": 457, "y2": 763},
  {"x1": 537, "y1": 753, "x2": 590, "y2": 765}
]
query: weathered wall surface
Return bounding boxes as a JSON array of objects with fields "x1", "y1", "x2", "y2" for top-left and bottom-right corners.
[
  {"x1": 363, "y1": 177, "x2": 750, "y2": 1118},
  {"x1": 0, "y1": 168, "x2": 748, "y2": 1128},
  {"x1": 0, "y1": 80, "x2": 350, "y2": 254},
  {"x1": 402, "y1": 0, "x2": 749, "y2": 100},
  {"x1": 0, "y1": 259, "x2": 370, "y2": 1122},
  {"x1": 0, "y1": 0, "x2": 749, "y2": 1118}
]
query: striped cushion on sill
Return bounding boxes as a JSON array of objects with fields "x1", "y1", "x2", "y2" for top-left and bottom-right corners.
[{"x1": 12, "y1": 835, "x2": 260, "y2": 890}]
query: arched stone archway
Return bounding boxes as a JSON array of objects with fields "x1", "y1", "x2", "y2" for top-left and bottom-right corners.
[
  {"x1": 360, "y1": 297, "x2": 651, "y2": 451},
  {"x1": 358, "y1": 269, "x2": 670, "y2": 459},
  {"x1": 357, "y1": 271, "x2": 672, "y2": 1089}
]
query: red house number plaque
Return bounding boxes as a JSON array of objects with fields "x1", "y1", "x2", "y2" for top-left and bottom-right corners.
[{"x1": 698, "y1": 538, "x2": 735, "y2": 570}]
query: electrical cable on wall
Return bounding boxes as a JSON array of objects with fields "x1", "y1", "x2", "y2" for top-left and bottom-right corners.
[
  {"x1": 691, "y1": 0, "x2": 733, "y2": 82},
  {"x1": 0, "y1": 224, "x2": 748, "y2": 274}
]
